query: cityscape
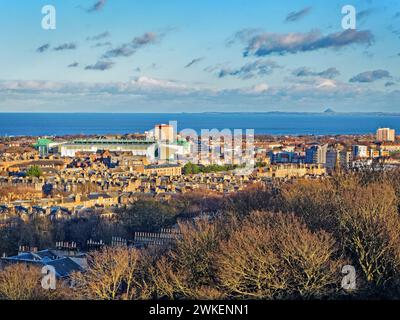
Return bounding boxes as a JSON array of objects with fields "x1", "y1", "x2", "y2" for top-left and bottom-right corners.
[
  {"x1": 0, "y1": 123, "x2": 399, "y2": 298},
  {"x1": 1, "y1": 0, "x2": 400, "y2": 312}
]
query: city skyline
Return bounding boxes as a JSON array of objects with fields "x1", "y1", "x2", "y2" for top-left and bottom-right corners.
[{"x1": 0, "y1": 0, "x2": 400, "y2": 113}]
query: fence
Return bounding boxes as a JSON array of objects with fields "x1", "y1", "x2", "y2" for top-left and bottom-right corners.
[
  {"x1": 55, "y1": 241, "x2": 78, "y2": 251},
  {"x1": 133, "y1": 228, "x2": 181, "y2": 248}
]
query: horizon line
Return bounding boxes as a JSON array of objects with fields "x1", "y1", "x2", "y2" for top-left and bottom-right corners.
[{"x1": 0, "y1": 111, "x2": 399, "y2": 115}]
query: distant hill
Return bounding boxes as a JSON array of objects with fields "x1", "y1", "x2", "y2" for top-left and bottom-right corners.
[{"x1": 324, "y1": 108, "x2": 336, "y2": 114}]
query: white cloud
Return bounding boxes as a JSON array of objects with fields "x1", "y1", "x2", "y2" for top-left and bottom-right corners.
[
  {"x1": 132, "y1": 76, "x2": 190, "y2": 90},
  {"x1": 315, "y1": 79, "x2": 337, "y2": 89},
  {"x1": 244, "y1": 83, "x2": 270, "y2": 94},
  {"x1": 0, "y1": 77, "x2": 398, "y2": 113}
]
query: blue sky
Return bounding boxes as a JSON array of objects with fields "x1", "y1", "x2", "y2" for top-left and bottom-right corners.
[{"x1": 0, "y1": 0, "x2": 399, "y2": 112}]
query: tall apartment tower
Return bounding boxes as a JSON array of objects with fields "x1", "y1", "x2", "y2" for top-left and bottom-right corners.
[
  {"x1": 326, "y1": 149, "x2": 340, "y2": 170},
  {"x1": 305, "y1": 144, "x2": 328, "y2": 165},
  {"x1": 376, "y1": 128, "x2": 395, "y2": 142},
  {"x1": 340, "y1": 149, "x2": 353, "y2": 168},
  {"x1": 154, "y1": 124, "x2": 177, "y2": 162},
  {"x1": 154, "y1": 124, "x2": 175, "y2": 143}
]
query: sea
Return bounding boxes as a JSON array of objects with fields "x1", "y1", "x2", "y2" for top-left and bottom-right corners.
[{"x1": 0, "y1": 113, "x2": 399, "y2": 136}]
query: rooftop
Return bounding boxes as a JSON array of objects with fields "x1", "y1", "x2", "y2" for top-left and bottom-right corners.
[
  {"x1": 71, "y1": 139, "x2": 156, "y2": 145},
  {"x1": 33, "y1": 138, "x2": 55, "y2": 147},
  {"x1": 145, "y1": 164, "x2": 182, "y2": 169},
  {"x1": 1, "y1": 249, "x2": 84, "y2": 278}
]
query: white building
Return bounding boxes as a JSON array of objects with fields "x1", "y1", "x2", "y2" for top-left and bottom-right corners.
[
  {"x1": 60, "y1": 139, "x2": 157, "y2": 162},
  {"x1": 352, "y1": 145, "x2": 368, "y2": 158}
]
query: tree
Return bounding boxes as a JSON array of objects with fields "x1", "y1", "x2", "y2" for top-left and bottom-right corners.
[
  {"x1": 281, "y1": 178, "x2": 340, "y2": 232},
  {"x1": 0, "y1": 263, "x2": 65, "y2": 300},
  {"x1": 150, "y1": 218, "x2": 224, "y2": 299},
  {"x1": 224, "y1": 183, "x2": 278, "y2": 217},
  {"x1": 117, "y1": 199, "x2": 178, "y2": 233},
  {"x1": 26, "y1": 165, "x2": 42, "y2": 178},
  {"x1": 282, "y1": 173, "x2": 400, "y2": 297},
  {"x1": 71, "y1": 247, "x2": 145, "y2": 300},
  {"x1": 0, "y1": 264, "x2": 40, "y2": 300},
  {"x1": 336, "y1": 183, "x2": 400, "y2": 294},
  {"x1": 42, "y1": 183, "x2": 53, "y2": 197},
  {"x1": 216, "y1": 211, "x2": 343, "y2": 299},
  {"x1": 0, "y1": 217, "x2": 54, "y2": 256},
  {"x1": 183, "y1": 162, "x2": 200, "y2": 175},
  {"x1": 183, "y1": 162, "x2": 241, "y2": 175}
]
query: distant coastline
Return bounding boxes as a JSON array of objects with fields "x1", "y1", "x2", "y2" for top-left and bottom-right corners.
[
  {"x1": 0, "y1": 112, "x2": 399, "y2": 136},
  {"x1": 190, "y1": 111, "x2": 400, "y2": 116},
  {"x1": 1, "y1": 111, "x2": 400, "y2": 116}
]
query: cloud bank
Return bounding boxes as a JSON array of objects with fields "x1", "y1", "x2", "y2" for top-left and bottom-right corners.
[
  {"x1": 54, "y1": 43, "x2": 77, "y2": 51},
  {"x1": 85, "y1": 61, "x2": 114, "y2": 71},
  {"x1": 216, "y1": 60, "x2": 281, "y2": 79},
  {"x1": 102, "y1": 32, "x2": 164, "y2": 59},
  {"x1": 349, "y1": 70, "x2": 391, "y2": 83},
  {"x1": 292, "y1": 67, "x2": 340, "y2": 79},
  {"x1": 233, "y1": 29, "x2": 374, "y2": 57}
]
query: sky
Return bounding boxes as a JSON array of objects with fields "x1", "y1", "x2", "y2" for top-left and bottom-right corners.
[{"x1": 0, "y1": 0, "x2": 399, "y2": 113}]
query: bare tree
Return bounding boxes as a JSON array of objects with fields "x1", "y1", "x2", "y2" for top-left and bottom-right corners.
[
  {"x1": 150, "y1": 219, "x2": 224, "y2": 299},
  {"x1": 336, "y1": 183, "x2": 400, "y2": 290},
  {"x1": 216, "y1": 212, "x2": 342, "y2": 299},
  {"x1": 71, "y1": 247, "x2": 144, "y2": 300},
  {"x1": 282, "y1": 173, "x2": 400, "y2": 296},
  {"x1": 0, "y1": 263, "x2": 67, "y2": 300}
]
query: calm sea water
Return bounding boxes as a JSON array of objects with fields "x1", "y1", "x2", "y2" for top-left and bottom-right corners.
[{"x1": 0, "y1": 113, "x2": 399, "y2": 136}]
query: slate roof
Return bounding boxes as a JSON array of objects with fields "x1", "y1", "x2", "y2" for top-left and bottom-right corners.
[
  {"x1": 1, "y1": 249, "x2": 85, "y2": 278},
  {"x1": 46, "y1": 257, "x2": 84, "y2": 278}
]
